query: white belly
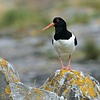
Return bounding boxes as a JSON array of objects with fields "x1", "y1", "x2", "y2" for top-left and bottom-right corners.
[{"x1": 53, "y1": 36, "x2": 75, "y2": 55}]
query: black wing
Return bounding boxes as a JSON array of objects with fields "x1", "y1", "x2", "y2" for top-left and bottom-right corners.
[
  {"x1": 74, "y1": 36, "x2": 77, "y2": 46},
  {"x1": 52, "y1": 39, "x2": 54, "y2": 45}
]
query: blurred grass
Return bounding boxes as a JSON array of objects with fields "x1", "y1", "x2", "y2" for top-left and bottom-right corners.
[
  {"x1": 0, "y1": 8, "x2": 98, "y2": 30},
  {"x1": 83, "y1": 39, "x2": 100, "y2": 60},
  {"x1": 0, "y1": 9, "x2": 33, "y2": 28},
  {"x1": 0, "y1": 9, "x2": 49, "y2": 29},
  {"x1": 0, "y1": 0, "x2": 99, "y2": 63},
  {"x1": 0, "y1": 0, "x2": 100, "y2": 28},
  {"x1": 68, "y1": 14, "x2": 90, "y2": 24},
  {"x1": 0, "y1": 0, "x2": 100, "y2": 37},
  {"x1": 81, "y1": 0, "x2": 100, "y2": 10}
]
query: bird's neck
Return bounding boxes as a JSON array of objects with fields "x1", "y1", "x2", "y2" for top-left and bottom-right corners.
[
  {"x1": 54, "y1": 27, "x2": 72, "y2": 40},
  {"x1": 54, "y1": 27, "x2": 67, "y2": 40}
]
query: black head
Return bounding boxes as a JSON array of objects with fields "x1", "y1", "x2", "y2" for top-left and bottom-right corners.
[
  {"x1": 53, "y1": 17, "x2": 67, "y2": 28},
  {"x1": 42, "y1": 17, "x2": 67, "y2": 31}
]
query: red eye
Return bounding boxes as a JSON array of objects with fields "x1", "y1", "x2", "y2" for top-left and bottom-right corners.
[{"x1": 57, "y1": 19, "x2": 59, "y2": 22}]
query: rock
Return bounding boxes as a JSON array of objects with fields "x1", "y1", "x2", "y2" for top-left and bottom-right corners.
[
  {"x1": 41, "y1": 69, "x2": 100, "y2": 100},
  {"x1": 0, "y1": 58, "x2": 20, "y2": 100},
  {"x1": 0, "y1": 57, "x2": 100, "y2": 100},
  {"x1": 25, "y1": 88, "x2": 64, "y2": 100},
  {"x1": 0, "y1": 58, "x2": 63, "y2": 100}
]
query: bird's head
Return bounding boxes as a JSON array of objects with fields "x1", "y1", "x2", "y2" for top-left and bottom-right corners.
[{"x1": 42, "y1": 17, "x2": 67, "y2": 31}]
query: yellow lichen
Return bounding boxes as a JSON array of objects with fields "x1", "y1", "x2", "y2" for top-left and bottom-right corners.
[
  {"x1": 60, "y1": 69, "x2": 67, "y2": 75},
  {"x1": 88, "y1": 87, "x2": 96, "y2": 97},
  {"x1": 69, "y1": 79, "x2": 75, "y2": 85},
  {"x1": 0, "y1": 59, "x2": 10, "y2": 82},
  {"x1": 1, "y1": 93, "x2": 6, "y2": 99},
  {"x1": 54, "y1": 70, "x2": 66, "y2": 82},
  {"x1": 43, "y1": 84, "x2": 50, "y2": 91},
  {"x1": 54, "y1": 89, "x2": 59, "y2": 94},
  {"x1": 15, "y1": 85, "x2": 19, "y2": 89},
  {"x1": 34, "y1": 88, "x2": 45, "y2": 100},
  {"x1": 11, "y1": 73, "x2": 15, "y2": 82},
  {"x1": 42, "y1": 69, "x2": 99, "y2": 99},
  {"x1": 34, "y1": 96, "x2": 43, "y2": 100},
  {"x1": 2, "y1": 70, "x2": 9, "y2": 82},
  {"x1": 86, "y1": 76, "x2": 94, "y2": 87},
  {"x1": 11, "y1": 72, "x2": 19, "y2": 82},
  {"x1": 64, "y1": 88, "x2": 69, "y2": 94},
  {"x1": 80, "y1": 85, "x2": 87, "y2": 93},
  {"x1": 1, "y1": 70, "x2": 6, "y2": 75},
  {"x1": 72, "y1": 70, "x2": 81, "y2": 76},
  {"x1": 81, "y1": 98, "x2": 88, "y2": 100},
  {"x1": 1, "y1": 59, "x2": 20, "y2": 83},
  {"x1": 0, "y1": 59, "x2": 7, "y2": 68},
  {"x1": 34, "y1": 88, "x2": 45, "y2": 95},
  {"x1": 25, "y1": 90, "x2": 33, "y2": 100},
  {"x1": 5, "y1": 85, "x2": 11, "y2": 94},
  {"x1": 67, "y1": 73, "x2": 74, "y2": 81},
  {"x1": 75, "y1": 78, "x2": 84, "y2": 86}
]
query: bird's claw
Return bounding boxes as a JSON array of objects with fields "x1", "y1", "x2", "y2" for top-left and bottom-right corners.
[
  {"x1": 65, "y1": 65, "x2": 72, "y2": 70},
  {"x1": 61, "y1": 66, "x2": 72, "y2": 70},
  {"x1": 61, "y1": 67, "x2": 66, "y2": 70}
]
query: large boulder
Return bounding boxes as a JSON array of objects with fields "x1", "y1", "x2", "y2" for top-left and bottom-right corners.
[
  {"x1": 41, "y1": 69, "x2": 100, "y2": 100},
  {"x1": 0, "y1": 58, "x2": 100, "y2": 100},
  {"x1": 0, "y1": 58, "x2": 63, "y2": 100}
]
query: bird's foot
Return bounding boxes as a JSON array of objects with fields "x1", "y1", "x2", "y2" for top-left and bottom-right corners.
[
  {"x1": 61, "y1": 66, "x2": 66, "y2": 70},
  {"x1": 65, "y1": 65, "x2": 72, "y2": 70}
]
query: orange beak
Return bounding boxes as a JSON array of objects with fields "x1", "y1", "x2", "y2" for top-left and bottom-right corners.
[{"x1": 42, "y1": 22, "x2": 55, "y2": 31}]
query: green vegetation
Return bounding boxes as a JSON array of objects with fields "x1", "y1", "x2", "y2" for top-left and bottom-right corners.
[
  {"x1": 0, "y1": 9, "x2": 49, "y2": 29},
  {"x1": 0, "y1": 0, "x2": 99, "y2": 37},
  {"x1": 68, "y1": 14, "x2": 90, "y2": 25},
  {"x1": 83, "y1": 39, "x2": 100, "y2": 60},
  {"x1": 81, "y1": 0, "x2": 100, "y2": 10},
  {"x1": 0, "y1": 0, "x2": 100, "y2": 29},
  {"x1": 0, "y1": 9, "x2": 33, "y2": 28}
]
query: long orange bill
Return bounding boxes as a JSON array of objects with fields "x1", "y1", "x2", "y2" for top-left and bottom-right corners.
[{"x1": 42, "y1": 22, "x2": 55, "y2": 31}]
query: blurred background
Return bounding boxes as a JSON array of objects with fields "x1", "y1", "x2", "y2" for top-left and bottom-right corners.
[{"x1": 0, "y1": 0, "x2": 100, "y2": 87}]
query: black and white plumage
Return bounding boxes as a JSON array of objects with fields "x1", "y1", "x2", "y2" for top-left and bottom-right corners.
[{"x1": 42, "y1": 17, "x2": 77, "y2": 70}]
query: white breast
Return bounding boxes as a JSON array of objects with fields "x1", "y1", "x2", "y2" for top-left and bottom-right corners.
[{"x1": 53, "y1": 34, "x2": 75, "y2": 55}]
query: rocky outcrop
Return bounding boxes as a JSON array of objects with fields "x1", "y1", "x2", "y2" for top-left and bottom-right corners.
[
  {"x1": 0, "y1": 58, "x2": 20, "y2": 100},
  {"x1": 41, "y1": 69, "x2": 100, "y2": 100},
  {"x1": 0, "y1": 58, "x2": 100, "y2": 100},
  {"x1": 0, "y1": 58, "x2": 63, "y2": 100}
]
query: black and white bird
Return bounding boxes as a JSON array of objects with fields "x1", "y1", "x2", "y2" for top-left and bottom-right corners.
[{"x1": 42, "y1": 17, "x2": 77, "y2": 70}]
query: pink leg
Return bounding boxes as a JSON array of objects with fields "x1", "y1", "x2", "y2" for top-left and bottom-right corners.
[
  {"x1": 58, "y1": 55, "x2": 65, "y2": 69},
  {"x1": 66, "y1": 55, "x2": 72, "y2": 70}
]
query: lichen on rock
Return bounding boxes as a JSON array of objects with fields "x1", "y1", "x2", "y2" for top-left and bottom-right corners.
[
  {"x1": 0, "y1": 58, "x2": 20, "y2": 100},
  {"x1": 0, "y1": 58, "x2": 20, "y2": 83},
  {"x1": 0, "y1": 57, "x2": 100, "y2": 100},
  {"x1": 41, "y1": 69, "x2": 100, "y2": 100},
  {"x1": 25, "y1": 88, "x2": 64, "y2": 100},
  {"x1": 0, "y1": 58, "x2": 63, "y2": 100}
]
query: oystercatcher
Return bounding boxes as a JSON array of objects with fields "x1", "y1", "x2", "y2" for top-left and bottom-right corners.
[{"x1": 42, "y1": 17, "x2": 77, "y2": 70}]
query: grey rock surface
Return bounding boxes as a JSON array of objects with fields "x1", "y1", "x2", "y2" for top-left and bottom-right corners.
[
  {"x1": 0, "y1": 58, "x2": 100, "y2": 100},
  {"x1": 0, "y1": 58, "x2": 64, "y2": 100}
]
